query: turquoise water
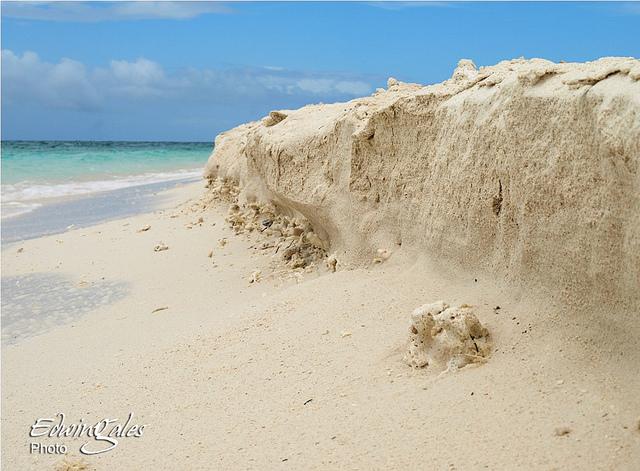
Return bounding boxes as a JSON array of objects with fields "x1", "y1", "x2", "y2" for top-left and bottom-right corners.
[{"x1": 1, "y1": 141, "x2": 212, "y2": 217}]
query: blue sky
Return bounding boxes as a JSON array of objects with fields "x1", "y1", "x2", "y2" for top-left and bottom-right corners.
[{"x1": 2, "y1": 1, "x2": 639, "y2": 141}]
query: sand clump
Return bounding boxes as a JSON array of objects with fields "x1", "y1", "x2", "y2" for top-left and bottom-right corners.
[
  {"x1": 404, "y1": 301, "x2": 492, "y2": 371},
  {"x1": 204, "y1": 56, "x2": 640, "y2": 311}
]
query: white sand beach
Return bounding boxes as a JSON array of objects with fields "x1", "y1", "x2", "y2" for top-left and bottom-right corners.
[{"x1": 2, "y1": 57, "x2": 640, "y2": 470}]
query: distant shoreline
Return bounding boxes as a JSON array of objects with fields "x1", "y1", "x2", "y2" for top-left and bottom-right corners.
[
  {"x1": 1, "y1": 177, "x2": 202, "y2": 244},
  {"x1": 1, "y1": 140, "x2": 211, "y2": 229}
]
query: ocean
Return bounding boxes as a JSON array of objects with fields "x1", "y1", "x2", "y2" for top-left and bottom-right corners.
[{"x1": 1, "y1": 141, "x2": 212, "y2": 242}]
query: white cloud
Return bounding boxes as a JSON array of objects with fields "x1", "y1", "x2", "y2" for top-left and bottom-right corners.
[
  {"x1": 111, "y1": 1, "x2": 232, "y2": 19},
  {"x1": 296, "y1": 78, "x2": 335, "y2": 94},
  {"x1": 1, "y1": 50, "x2": 101, "y2": 110},
  {"x1": 109, "y1": 58, "x2": 164, "y2": 84},
  {"x1": 1, "y1": 1, "x2": 231, "y2": 22},
  {"x1": 294, "y1": 78, "x2": 371, "y2": 96},
  {"x1": 333, "y1": 80, "x2": 372, "y2": 96},
  {"x1": 1, "y1": 50, "x2": 375, "y2": 112},
  {"x1": 105, "y1": 58, "x2": 166, "y2": 97}
]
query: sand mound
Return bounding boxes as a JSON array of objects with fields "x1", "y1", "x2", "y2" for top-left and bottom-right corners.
[
  {"x1": 204, "y1": 57, "x2": 640, "y2": 309},
  {"x1": 404, "y1": 301, "x2": 491, "y2": 371}
]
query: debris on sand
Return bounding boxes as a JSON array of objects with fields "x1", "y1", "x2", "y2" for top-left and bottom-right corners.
[
  {"x1": 208, "y1": 250, "x2": 214, "y2": 258},
  {"x1": 554, "y1": 426, "x2": 572, "y2": 437},
  {"x1": 154, "y1": 243, "x2": 169, "y2": 252},
  {"x1": 151, "y1": 306, "x2": 169, "y2": 314},
  {"x1": 187, "y1": 217, "x2": 204, "y2": 229},
  {"x1": 190, "y1": 178, "x2": 331, "y2": 279},
  {"x1": 404, "y1": 301, "x2": 492, "y2": 371},
  {"x1": 209, "y1": 180, "x2": 328, "y2": 272},
  {"x1": 137, "y1": 224, "x2": 151, "y2": 232}
]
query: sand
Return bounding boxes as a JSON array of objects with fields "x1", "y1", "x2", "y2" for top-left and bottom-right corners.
[
  {"x1": 205, "y1": 57, "x2": 640, "y2": 311},
  {"x1": 2, "y1": 58, "x2": 640, "y2": 470}
]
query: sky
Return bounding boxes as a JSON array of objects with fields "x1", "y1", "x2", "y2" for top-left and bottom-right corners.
[{"x1": 1, "y1": 1, "x2": 639, "y2": 142}]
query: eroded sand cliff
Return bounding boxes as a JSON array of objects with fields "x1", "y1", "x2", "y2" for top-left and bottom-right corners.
[{"x1": 205, "y1": 57, "x2": 640, "y2": 310}]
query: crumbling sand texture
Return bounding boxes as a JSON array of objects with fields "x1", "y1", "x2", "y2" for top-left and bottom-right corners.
[
  {"x1": 404, "y1": 301, "x2": 492, "y2": 371},
  {"x1": 207, "y1": 178, "x2": 328, "y2": 272},
  {"x1": 205, "y1": 57, "x2": 640, "y2": 311}
]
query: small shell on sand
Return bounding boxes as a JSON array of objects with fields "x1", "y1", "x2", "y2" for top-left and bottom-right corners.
[
  {"x1": 218, "y1": 238, "x2": 228, "y2": 247},
  {"x1": 208, "y1": 250, "x2": 214, "y2": 258},
  {"x1": 137, "y1": 225, "x2": 151, "y2": 232},
  {"x1": 154, "y1": 243, "x2": 169, "y2": 252},
  {"x1": 341, "y1": 331, "x2": 352, "y2": 338}
]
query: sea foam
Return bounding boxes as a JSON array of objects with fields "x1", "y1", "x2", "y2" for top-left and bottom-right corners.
[{"x1": 1, "y1": 169, "x2": 201, "y2": 219}]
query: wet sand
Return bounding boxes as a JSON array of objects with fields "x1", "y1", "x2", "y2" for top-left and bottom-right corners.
[{"x1": 2, "y1": 176, "x2": 200, "y2": 244}]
